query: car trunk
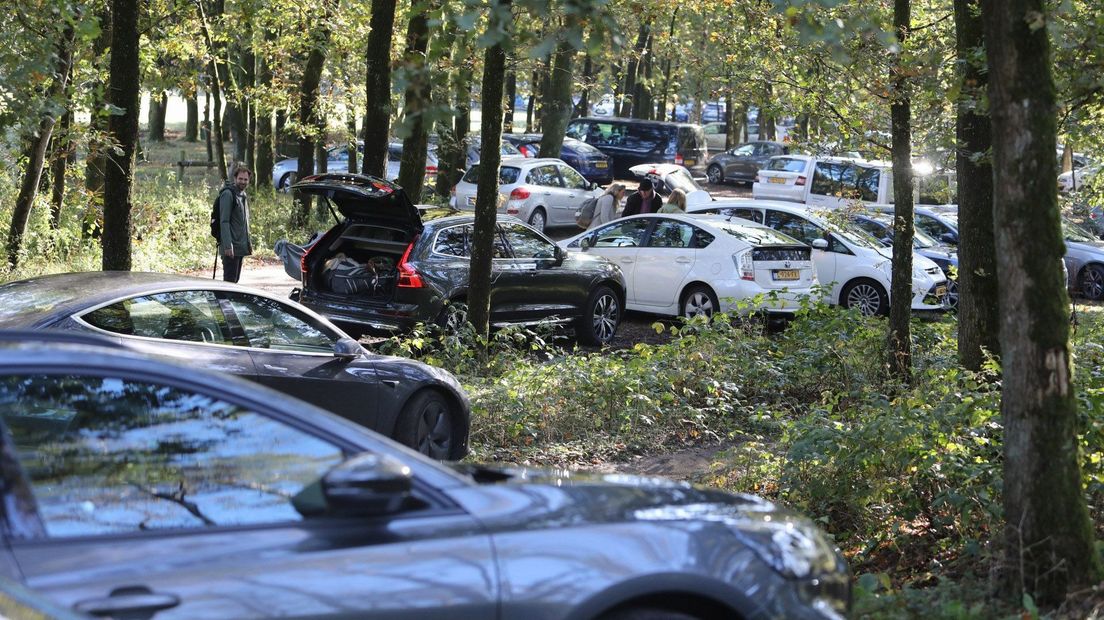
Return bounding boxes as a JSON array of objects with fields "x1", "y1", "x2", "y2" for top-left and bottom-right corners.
[{"x1": 750, "y1": 245, "x2": 816, "y2": 290}]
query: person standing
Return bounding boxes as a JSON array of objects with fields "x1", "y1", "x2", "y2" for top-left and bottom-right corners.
[
  {"x1": 219, "y1": 163, "x2": 253, "y2": 283},
  {"x1": 621, "y1": 180, "x2": 663, "y2": 217},
  {"x1": 588, "y1": 183, "x2": 626, "y2": 229},
  {"x1": 657, "y1": 188, "x2": 687, "y2": 213}
]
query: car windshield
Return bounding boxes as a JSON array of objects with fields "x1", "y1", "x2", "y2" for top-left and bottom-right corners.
[
  {"x1": 715, "y1": 222, "x2": 803, "y2": 246},
  {"x1": 664, "y1": 168, "x2": 703, "y2": 194},
  {"x1": 828, "y1": 219, "x2": 887, "y2": 250},
  {"x1": 463, "y1": 165, "x2": 521, "y2": 185},
  {"x1": 864, "y1": 216, "x2": 941, "y2": 248}
]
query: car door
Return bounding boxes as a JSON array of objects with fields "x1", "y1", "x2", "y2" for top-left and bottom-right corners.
[
  {"x1": 582, "y1": 218, "x2": 653, "y2": 305},
  {"x1": 214, "y1": 291, "x2": 382, "y2": 430},
  {"x1": 723, "y1": 143, "x2": 756, "y2": 180},
  {"x1": 632, "y1": 218, "x2": 699, "y2": 309},
  {"x1": 764, "y1": 209, "x2": 839, "y2": 288},
  {"x1": 556, "y1": 164, "x2": 594, "y2": 227},
  {"x1": 525, "y1": 164, "x2": 566, "y2": 221},
  {"x1": 77, "y1": 290, "x2": 257, "y2": 377},
  {"x1": 0, "y1": 371, "x2": 497, "y2": 619},
  {"x1": 500, "y1": 222, "x2": 580, "y2": 320}
]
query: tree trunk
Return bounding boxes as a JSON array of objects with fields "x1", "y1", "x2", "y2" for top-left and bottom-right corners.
[
  {"x1": 102, "y1": 0, "x2": 139, "y2": 271},
  {"x1": 887, "y1": 0, "x2": 914, "y2": 381},
  {"x1": 436, "y1": 29, "x2": 473, "y2": 196},
  {"x1": 185, "y1": 91, "x2": 199, "y2": 141},
  {"x1": 7, "y1": 23, "x2": 75, "y2": 269},
  {"x1": 50, "y1": 105, "x2": 74, "y2": 229},
  {"x1": 397, "y1": 2, "x2": 434, "y2": 202},
  {"x1": 633, "y1": 32, "x2": 653, "y2": 119},
  {"x1": 504, "y1": 68, "x2": 517, "y2": 133},
  {"x1": 362, "y1": 0, "x2": 398, "y2": 177},
  {"x1": 954, "y1": 0, "x2": 999, "y2": 370},
  {"x1": 538, "y1": 18, "x2": 578, "y2": 161},
  {"x1": 294, "y1": 9, "x2": 335, "y2": 223},
  {"x1": 147, "y1": 90, "x2": 167, "y2": 142},
  {"x1": 621, "y1": 24, "x2": 649, "y2": 118},
  {"x1": 84, "y1": 7, "x2": 112, "y2": 201},
  {"x1": 346, "y1": 107, "x2": 358, "y2": 173},
  {"x1": 525, "y1": 69, "x2": 536, "y2": 130},
  {"x1": 203, "y1": 89, "x2": 214, "y2": 162},
  {"x1": 226, "y1": 102, "x2": 246, "y2": 162},
  {"x1": 196, "y1": 1, "x2": 227, "y2": 180},
  {"x1": 469, "y1": 0, "x2": 511, "y2": 340},
  {"x1": 982, "y1": 0, "x2": 1103, "y2": 603},
  {"x1": 574, "y1": 54, "x2": 593, "y2": 118},
  {"x1": 254, "y1": 37, "x2": 275, "y2": 186}
]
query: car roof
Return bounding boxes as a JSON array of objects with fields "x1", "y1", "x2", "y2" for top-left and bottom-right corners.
[{"x1": 0, "y1": 272, "x2": 261, "y2": 328}]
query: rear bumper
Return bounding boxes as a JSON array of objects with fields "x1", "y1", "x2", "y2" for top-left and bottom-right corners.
[
  {"x1": 299, "y1": 290, "x2": 434, "y2": 333},
  {"x1": 713, "y1": 280, "x2": 819, "y2": 315}
]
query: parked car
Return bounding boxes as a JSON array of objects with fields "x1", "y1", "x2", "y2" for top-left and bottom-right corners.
[
  {"x1": 1058, "y1": 163, "x2": 1100, "y2": 193},
  {"x1": 0, "y1": 332, "x2": 850, "y2": 620},
  {"x1": 273, "y1": 143, "x2": 439, "y2": 192},
  {"x1": 559, "y1": 213, "x2": 819, "y2": 319},
  {"x1": 849, "y1": 212, "x2": 960, "y2": 310},
  {"x1": 0, "y1": 271, "x2": 470, "y2": 459},
  {"x1": 871, "y1": 204, "x2": 960, "y2": 245},
  {"x1": 1063, "y1": 218, "x2": 1104, "y2": 301},
  {"x1": 753, "y1": 155, "x2": 816, "y2": 203},
  {"x1": 690, "y1": 201, "x2": 948, "y2": 316},
  {"x1": 591, "y1": 93, "x2": 615, "y2": 116},
  {"x1": 706, "y1": 141, "x2": 790, "y2": 186},
  {"x1": 463, "y1": 136, "x2": 523, "y2": 167},
  {"x1": 294, "y1": 173, "x2": 625, "y2": 345},
  {"x1": 450, "y1": 157, "x2": 603, "y2": 231},
  {"x1": 565, "y1": 117, "x2": 708, "y2": 178},
  {"x1": 510, "y1": 136, "x2": 614, "y2": 186},
  {"x1": 501, "y1": 132, "x2": 545, "y2": 157},
  {"x1": 703, "y1": 121, "x2": 727, "y2": 152},
  {"x1": 628, "y1": 163, "x2": 712, "y2": 208}
]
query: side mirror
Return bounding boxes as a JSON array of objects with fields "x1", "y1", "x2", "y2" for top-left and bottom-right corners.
[
  {"x1": 940, "y1": 232, "x2": 959, "y2": 245},
  {"x1": 334, "y1": 336, "x2": 364, "y2": 361},
  {"x1": 580, "y1": 236, "x2": 592, "y2": 251},
  {"x1": 321, "y1": 453, "x2": 413, "y2": 517},
  {"x1": 554, "y1": 245, "x2": 566, "y2": 265},
  {"x1": 811, "y1": 238, "x2": 829, "y2": 250}
]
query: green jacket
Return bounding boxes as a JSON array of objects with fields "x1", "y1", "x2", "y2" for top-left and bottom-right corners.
[{"x1": 218, "y1": 183, "x2": 253, "y2": 256}]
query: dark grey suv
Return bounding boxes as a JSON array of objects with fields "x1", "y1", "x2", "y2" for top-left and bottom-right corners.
[
  {"x1": 292, "y1": 173, "x2": 626, "y2": 345},
  {"x1": 0, "y1": 333, "x2": 850, "y2": 619}
]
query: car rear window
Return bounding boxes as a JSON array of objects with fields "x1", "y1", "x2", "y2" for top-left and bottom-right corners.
[
  {"x1": 767, "y1": 157, "x2": 809, "y2": 173},
  {"x1": 716, "y1": 222, "x2": 805, "y2": 247},
  {"x1": 462, "y1": 165, "x2": 521, "y2": 184},
  {"x1": 677, "y1": 127, "x2": 705, "y2": 153}
]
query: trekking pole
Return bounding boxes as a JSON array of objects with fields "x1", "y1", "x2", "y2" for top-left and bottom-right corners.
[{"x1": 212, "y1": 249, "x2": 218, "y2": 279}]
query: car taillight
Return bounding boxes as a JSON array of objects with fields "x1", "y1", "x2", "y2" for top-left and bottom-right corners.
[
  {"x1": 674, "y1": 154, "x2": 684, "y2": 165},
  {"x1": 396, "y1": 238, "x2": 425, "y2": 288},
  {"x1": 450, "y1": 184, "x2": 456, "y2": 196},
  {"x1": 425, "y1": 165, "x2": 438, "y2": 175},
  {"x1": 795, "y1": 175, "x2": 807, "y2": 186},
  {"x1": 509, "y1": 187, "x2": 530, "y2": 200},
  {"x1": 733, "y1": 251, "x2": 755, "y2": 281}
]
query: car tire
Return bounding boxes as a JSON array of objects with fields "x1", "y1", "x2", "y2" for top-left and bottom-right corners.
[
  {"x1": 598, "y1": 608, "x2": 701, "y2": 620},
  {"x1": 840, "y1": 278, "x2": 889, "y2": 316},
  {"x1": 436, "y1": 301, "x2": 469, "y2": 334},
  {"x1": 576, "y1": 285, "x2": 620, "y2": 346},
  {"x1": 1081, "y1": 264, "x2": 1104, "y2": 301},
  {"x1": 680, "y1": 284, "x2": 719, "y2": 319},
  {"x1": 945, "y1": 279, "x2": 959, "y2": 312},
  {"x1": 706, "y1": 164, "x2": 724, "y2": 185},
  {"x1": 278, "y1": 172, "x2": 297, "y2": 193},
  {"x1": 528, "y1": 208, "x2": 547, "y2": 232},
  {"x1": 395, "y1": 390, "x2": 460, "y2": 460}
]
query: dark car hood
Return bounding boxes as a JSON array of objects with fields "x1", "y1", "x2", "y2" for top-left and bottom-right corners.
[
  {"x1": 293, "y1": 173, "x2": 423, "y2": 231},
  {"x1": 918, "y1": 244, "x2": 958, "y2": 266}
]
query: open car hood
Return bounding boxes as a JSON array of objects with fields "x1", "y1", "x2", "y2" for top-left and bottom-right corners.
[
  {"x1": 629, "y1": 163, "x2": 712, "y2": 206},
  {"x1": 292, "y1": 173, "x2": 423, "y2": 232}
]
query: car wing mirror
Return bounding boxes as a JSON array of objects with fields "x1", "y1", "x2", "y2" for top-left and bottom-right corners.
[
  {"x1": 580, "y1": 236, "x2": 592, "y2": 251},
  {"x1": 318, "y1": 453, "x2": 413, "y2": 517},
  {"x1": 811, "y1": 238, "x2": 829, "y2": 250},
  {"x1": 334, "y1": 337, "x2": 364, "y2": 360},
  {"x1": 554, "y1": 245, "x2": 567, "y2": 265}
]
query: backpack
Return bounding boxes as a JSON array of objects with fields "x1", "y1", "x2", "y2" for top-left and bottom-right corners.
[
  {"x1": 210, "y1": 188, "x2": 231, "y2": 241},
  {"x1": 575, "y1": 195, "x2": 599, "y2": 229}
]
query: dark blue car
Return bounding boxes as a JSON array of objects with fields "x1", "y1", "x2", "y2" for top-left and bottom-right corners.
[
  {"x1": 851, "y1": 212, "x2": 959, "y2": 310},
  {"x1": 508, "y1": 136, "x2": 614, "y2": 186}
]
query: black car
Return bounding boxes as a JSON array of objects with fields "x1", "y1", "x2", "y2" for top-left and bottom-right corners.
[
  {"x1": 0, "y1": 272, "x2": 470, "y2": 459},
  {"x1": 292, "y1": 173, "x2": 626, "y2": 345},
  {"x1": 0, "y1": 333, "x2": 850, "y2": 619},
  {"x1": 565, "y1": 117, "x2": 708, "y2": 179},
  {"x1": 849, "y1": 212, "x2": 960, "y2": 310}
]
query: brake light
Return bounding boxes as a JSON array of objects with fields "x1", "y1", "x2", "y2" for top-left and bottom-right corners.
[
  {"x1": 733, "y1": 251, "x2": 755, "y2": 281},
  {"x1": 425, "y1": 165, "x2": 438, "y2": 175},
  {"x1": 675, "y1": 154, "x2": 684, "y2": 165},
  {"x1": 510, "y1": 187, "x2": 530, "y2": 200},
  {"x1": 396, "y1": 238, "x2": 425, "y2": 288},
  {"x1": 795, "y1": 175, "x2": 807, "y2": 186}
]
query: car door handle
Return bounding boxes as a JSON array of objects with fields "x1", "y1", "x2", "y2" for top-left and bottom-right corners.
[
  {"x1": 676, "y1": 257, "x2": 692, "y2": 264},
  {"x1": 74, "y1": 585, "x2": 181, "y2": 618},
  {"x1": 620, "y1": 258, "x2": 634, "y2": 264},
  {"x1": 263, "y1": 364, "x2": 288, "y2": 372},
  {"x1": 542, "y1": 191, "x2": 552, "y2": 196},
  {"x1": 382, "y1": 379, "x2": 399, "y2": 388}
]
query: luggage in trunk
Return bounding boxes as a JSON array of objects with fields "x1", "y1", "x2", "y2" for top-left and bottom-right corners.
[{"x1": 323, "y1": 253, "x2": 397, "y2": 296}]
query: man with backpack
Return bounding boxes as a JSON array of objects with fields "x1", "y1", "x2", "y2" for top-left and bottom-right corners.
[{"x1": 214, "y1": 163, "x2": 253, "y2": 282}]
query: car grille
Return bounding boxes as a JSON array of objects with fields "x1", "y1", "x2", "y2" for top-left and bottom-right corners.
[{"x1": 752, "y1": 247, "x2": 811, "y2": 261}]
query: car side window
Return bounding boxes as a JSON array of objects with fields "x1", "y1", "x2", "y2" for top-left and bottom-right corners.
[
  {"x1": 766, "y1": 211, "x2": 824, "y2": 246},
  {"x1": 916, "y1": 214, "x2": 946, "y2": 239},
  {"x1": 852, "y1": 218, "x2": 889, "y2": 241},
  {"x1": 856, "y1": 166, "x2": 880, "y2": 202},
  {"x1": 593, "y1": 219, "x2": 651, "y2": 248},
  {"x1": 558, "y1": 165, "x2": 588, "y2": 189},
  {"x1": 810, "y1": 162, "x2": 842, "y2": 196},
  {"x1": 732, "y1": 144, "x2": 755, "y2": 157},
  {"x1": 527, "y1": 165, "x2": 562, "y2": 187},
  {"x1": 501, "y1": 223, "x2": 557, "y2": 259},
  {"x1": 433, "y1": 225, "x2": 471, "y2": 257},
  {"x1": 0, "y1": 374, "x2": 345, "y2": 538},
  {"x1": 647, "y1": 220, "x2": 695, "y2": 248},
  {"x1": 82, "y1": 290, "x2": 229, "y2": 345},
  {"x1": 220, "y1": 292, "x2": 338, "y2": 352}
]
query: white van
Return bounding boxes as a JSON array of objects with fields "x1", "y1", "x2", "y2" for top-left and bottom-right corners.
[{"x1": 764, "y1": 156, "x2": 955, "y2": 209}]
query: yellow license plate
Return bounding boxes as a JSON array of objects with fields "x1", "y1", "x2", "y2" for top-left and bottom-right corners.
[
  {"x1": 774, "y1": 269, "x2": 799, "y2": 280},
  {"x1": 768, "y1": 177, "x2": 787, "y2": 184},
  {"x1": 936, "y1": 285, "x2": 947, "y2": 297},
  {"x1": 467, "y1": 196, "x2": 476, "y2": 207},
  {"x1": 683, "y1": 159, "x2": 696, "y2": 166},
  {"x1": 595, "y1": 161, "x2": 608, "y2": 168}
]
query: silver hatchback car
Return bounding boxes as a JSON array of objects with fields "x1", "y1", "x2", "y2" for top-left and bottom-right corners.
[{"x1": 450, "y1": 157, "x2": 603, "y2": 232}]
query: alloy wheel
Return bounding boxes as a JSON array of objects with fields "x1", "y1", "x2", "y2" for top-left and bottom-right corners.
[
  {"x1": 591, "y1": 292, "x2": 620, "y2": 344},
  {"x1": 528, "y1": 209, "x2": 546, "y2": 232},
  {"x1": 846, "y1": 283, "x2": 884, "y2": 316},
  {"x1": 683, "y1": 290, "x2": 716, "y2": 318},
  {"x1": 415, "y1": 400, "x2": 452, "y2": 460},
  {"x1": 1083, "y1": 265, "x2": 1104, "y2": 301},
  {"x1": 707, "y1": 165, "x2": 723, "y2": 185}
]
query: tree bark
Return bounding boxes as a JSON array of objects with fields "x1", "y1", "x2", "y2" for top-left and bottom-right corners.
[
  {"x1": 633, "y1": 32, "x2": 653, "y2": 119},
  {"x1": 7, "y1": 23, "x2": 75, "y2": 269},
  {"x1": 50, "y1": 105, "x2": 74, "y2": 229},
  {"x1": 469, "y1": 0, "x2": 511, "y2": 340},
  {"x1": 102, "y1": 0, "x2": 139, "y2": 271},
  {"x1": 621, "y1": 24, "x2": 649, "y2": 118},
  {"x1": 887, "y1": 0, "x2": 914, "y2": 381},
  {"x1": 362, "y1": 0, "x2": 398, "y2": 177},
  {"x1": 436, "y1": 28, "x2": 473, "y2": 196},
  {"x1": 346, "y1": 106, "x2": 359, "y2": 173},
  {"x1": 254, "y1": 36, "x2": 274, "y2": 187},
  {"x1": 196, "y1": 1, "x2": 227, "y2": 180},
  {"x1": 294, "y1": 6, "x2": 335, "y2": 223},
  {"x1": 397, "y1": 2, "x2": 434, "y2": 202},
  {"x1": 504, "y1": 68, "x2": 517, "y2": 133},
  {"x1": 982, "y1": 0, "x2": 1103, "y2": 603},
  {"x1": 185, "y1": 90, "x2": 199, "y2": 141},
  {"x1": 147, "y1": 90, "x2": 167, "y2": 142},
  {"x1": 538, "y1": 17, "x2": 579, "y2": 160},
  {"x1": 574, "y1": 54, "x2": 593, "y2": 118},
  {"x1": 84, "y1": 7, "x2": 112, "y2": 201},
  {"x1": 954, "y1": 0, "x2": 999, "y2": 370}
]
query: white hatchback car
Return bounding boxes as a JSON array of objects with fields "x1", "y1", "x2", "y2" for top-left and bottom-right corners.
[
  {"x1": 559, "y1": 213, "x2": 819, "y2": 318},
  {"x1": 450, "y1": 157, "x2": 602, "y2": 232},
  {"x1": 752, "y1": 155, "x2": 815, "y2": 203},
  {"x1": 690, "y1": 200, "x2": 948, "y2": 316}
]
